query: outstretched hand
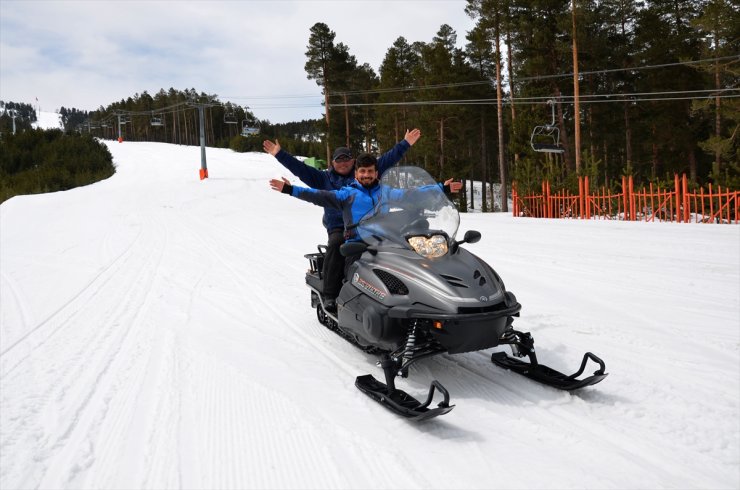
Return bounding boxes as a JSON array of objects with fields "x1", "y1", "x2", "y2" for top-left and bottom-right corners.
[
  {"x1": 444, "y1": 178, "x2": 463, "y2": 193},
  {"x1": 404, "y1": 128, "x2": 421, "y2": 146},
  {"x1": 269, "y1": 177, "x2": 291, "y2": 192},
  {"x1": 263, "y1": 139, "x2": 281, "y2": 156}
]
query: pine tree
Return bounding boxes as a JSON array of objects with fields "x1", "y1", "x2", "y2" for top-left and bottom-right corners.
[{"x1": 305, "y1": 22, "x2": 338, "y2": 162}]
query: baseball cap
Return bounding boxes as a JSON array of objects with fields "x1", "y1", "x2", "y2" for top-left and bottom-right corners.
[{"x1": 332, "y1": 147, "x2": 352, "y2": 161}]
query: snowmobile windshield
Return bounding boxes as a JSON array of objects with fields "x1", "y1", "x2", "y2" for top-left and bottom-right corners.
[{"x1": 355, "y1": 166, "x2": 460, "y2": 248}]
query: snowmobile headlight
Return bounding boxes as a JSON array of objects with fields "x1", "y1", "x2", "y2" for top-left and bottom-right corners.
[{"x1": 407, "y1": 235, "x2": 448, "y2": 258}]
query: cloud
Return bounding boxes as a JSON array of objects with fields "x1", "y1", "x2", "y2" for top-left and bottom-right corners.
[{"x1": 0, "y1": 0, "x2": 475, "y2": 123}]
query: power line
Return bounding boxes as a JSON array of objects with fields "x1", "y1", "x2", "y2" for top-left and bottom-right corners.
[
  {"x1": 331, "y1": 93, "x2": 739, "y2": 108},
  {"x1": 325, "y1": 55, "x2": 739, "y2": 98}
]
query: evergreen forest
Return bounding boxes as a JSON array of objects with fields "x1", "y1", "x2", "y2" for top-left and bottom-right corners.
[
  {"x1": 0, "y1": 130, "x2": 115, "y2": 203},
  {"x1": 305, "y1": 0, "x2": 738, "y2": 210},
  {"x1": 2, "y1": 0, "x2": 736, "y2": 211}
]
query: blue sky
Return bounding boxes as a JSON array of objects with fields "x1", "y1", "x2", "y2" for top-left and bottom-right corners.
[{"x1": 0, "y1": 0, "x2": 476, "y2": 123}]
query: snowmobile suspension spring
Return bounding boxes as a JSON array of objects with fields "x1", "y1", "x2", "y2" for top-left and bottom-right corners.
[{"x1": 402, "y1": 320, "x2": 419, "y2": 362}]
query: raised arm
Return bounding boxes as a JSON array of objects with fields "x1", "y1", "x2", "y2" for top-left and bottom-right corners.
[
  {"x1": 269, "y1": 177, "x2": 346, "y2": 210},
  {"x1": 263, "y1": 139, "x2": 328, "y2": 189},
  {"x1": 376, "y1": 128, "x2": 421, "y2": 176}
]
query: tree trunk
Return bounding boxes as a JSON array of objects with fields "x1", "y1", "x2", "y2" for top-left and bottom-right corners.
[
  {"x1": 506, "y1": 25, "x2": 518, "y2": 168},
  {"x1": 689, "y1": 147, "x2": 697, "y2": 183},
  {"x1": 651, "y1": 123, "x2": 658, "y2": 180},
  {"x1": 603, "y1": 140, "x2": 608, "y2": 188},
  {"x1": 555, "y1": 88, "x2": 573, "y2": 171},
  {"x1": 324, "y1": 89, "x2": 331, "y2": 164},
  {"x1": 714, "y1": 53, "x2": 721, "y2": 174},
  {"x1": 495, "y1": 10, "x2": 508, "y2": 212},
  {"x1": 481, "y1": 111, "x2": 487, "y2": 212},
  {"x1": 438, "y1": 118, "x2": 445, "y2": 179},
  {"x1": 343, "y1": 93, "x2": 350, "y2": 147},
  {"x1": 588, "y1": 102, "x2": 595, "y2": 162},
  {"x1": 209, "y1": 108, "x2": 215, "y2": 146},
  {"x1": 571, "y1": 0, "x2": 582, "y2": 174},
  {"x1": 624, "y1": 102, "x2": 632, "y2": 170},
  {"x1": 364, "y1": 101, "x2": 371, "y2": 152}
]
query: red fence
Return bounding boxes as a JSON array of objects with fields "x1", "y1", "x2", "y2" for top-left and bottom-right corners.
[{"x1": 512, "y1": 174, "x2": 739, "y2": 224}]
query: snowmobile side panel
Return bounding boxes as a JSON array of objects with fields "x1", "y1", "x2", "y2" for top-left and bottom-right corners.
[{"x1": 337, "y1": 289, "x2": 406, "y2": 351}]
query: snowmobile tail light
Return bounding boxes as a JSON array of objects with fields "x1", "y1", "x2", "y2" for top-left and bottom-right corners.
[{"x1": 407, "y1": 235, "x2": 448, "y2": 258}]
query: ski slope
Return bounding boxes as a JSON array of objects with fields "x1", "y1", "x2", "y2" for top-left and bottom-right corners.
[
  {"x1": 1, "y1": 141, "x2": 738, "y2": 489},
  {"x1": 31, "y1": 110, "x2": 63, "y2": 130}
]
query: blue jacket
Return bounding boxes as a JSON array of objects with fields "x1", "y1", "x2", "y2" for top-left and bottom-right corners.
[
  {"x1": 274, "y1": 140, "x2": 411, "y2": 232},
  {"x1": 290, "y1": 181, "x2": 443, "y2": 242}
]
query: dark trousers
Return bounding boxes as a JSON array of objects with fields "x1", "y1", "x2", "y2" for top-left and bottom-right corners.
[{"x1": 322, "y1": 229, "x2": 345, "y2": 299}]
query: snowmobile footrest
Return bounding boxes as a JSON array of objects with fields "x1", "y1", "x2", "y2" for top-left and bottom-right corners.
[
  {"x1": 491, "y1": 351, "x2": 608, "y2": 391},
  {"x1": 355, "y1": 374, "x2": 454, "y2": 421}
]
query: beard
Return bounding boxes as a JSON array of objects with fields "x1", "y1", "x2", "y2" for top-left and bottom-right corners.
[{"x1": 360, "y1": 178, "x2": 379, "y2": 189}]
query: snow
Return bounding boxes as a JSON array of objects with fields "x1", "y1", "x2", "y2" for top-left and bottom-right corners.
[
  {"x1": 1, "y1": 141, "x2": 738, "y2": 490},
  {"x1": 31, "y1": 110, "x2": 63, "y2": 130}
]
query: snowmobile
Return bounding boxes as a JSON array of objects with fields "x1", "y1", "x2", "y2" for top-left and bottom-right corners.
[{"x1": 304, "y1": 167, "x2": 607, "y2": 421}]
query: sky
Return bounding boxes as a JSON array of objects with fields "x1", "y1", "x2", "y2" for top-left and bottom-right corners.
[
  {"x1": 0, "y1": 0, "x2": 477, "y2": 123},
  {"x1": 1, "y1": 135, "x2": 738, "y2": 488}
]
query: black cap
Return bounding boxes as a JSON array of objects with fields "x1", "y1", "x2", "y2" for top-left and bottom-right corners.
[{"x1": 332, "y1": 147, "x2": 352, "y2": 161}]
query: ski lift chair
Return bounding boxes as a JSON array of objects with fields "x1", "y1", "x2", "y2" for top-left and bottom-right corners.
[
  {"x1": 241, "y1": 120, "x2": 260, "y2": 137},
  {"x1": 150, "y1": 113, "x2": 164, "y2": 127},
  {"x1": 530, "y1": 100, "x2": 565, "y2": 154},
  {"x1": 223, "y1": 106, "x2": 237, "y2": 125}
]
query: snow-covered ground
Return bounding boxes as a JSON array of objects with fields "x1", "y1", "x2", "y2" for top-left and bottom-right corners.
[
  {"x1": 1, "y1": 141, "x2": 738, "y2": 489},
  {"x1": 31, "y1": 110, "x2": 63, "y2": 130}
]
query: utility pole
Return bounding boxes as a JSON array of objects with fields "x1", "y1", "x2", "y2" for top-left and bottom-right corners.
[{"x1": 572, "y1": 0, "x2": 582, "y2": 174}]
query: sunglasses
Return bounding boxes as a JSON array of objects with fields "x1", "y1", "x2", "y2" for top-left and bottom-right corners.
[{"x1": 335, "y1": 156, "x2": 353, "y2": 163}]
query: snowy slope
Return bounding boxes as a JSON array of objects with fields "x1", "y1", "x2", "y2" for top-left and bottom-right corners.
[
  {"x1": 1, "y1": 141, "x2": 738, "y2": 490},
  {"x1": 31, "y1": 110, "x2": 63, "y2": 130}
]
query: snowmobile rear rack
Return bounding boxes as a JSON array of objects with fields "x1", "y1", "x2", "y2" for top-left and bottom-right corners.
[
  {"x1": 355, "y1": 355, "x2": 454, "y2": 421},
  {"x1": 491, "y1": 330, "x2": 608, "y2": 391}
]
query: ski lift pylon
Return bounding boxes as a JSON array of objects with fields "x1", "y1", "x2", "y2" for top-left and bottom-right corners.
[{"x1": 530, "y1": 99, "x2": 565, "y2": 154}]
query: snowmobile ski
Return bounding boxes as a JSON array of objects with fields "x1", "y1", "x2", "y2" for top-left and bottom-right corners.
[
  {"x1": 355, "y1": 356, "x2": 454, "y2": 421},
  {"x1": 491, "y1": 350, "x2": 608, "y2": 391}
]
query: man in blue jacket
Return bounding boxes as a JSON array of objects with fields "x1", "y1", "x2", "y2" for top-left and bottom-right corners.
[
  {"x1": 263, "y1": 130, "x2": 421, "y2": 310},
  {"x1": 269, "y1": 153, "x2": 459, "y2": 311}
]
